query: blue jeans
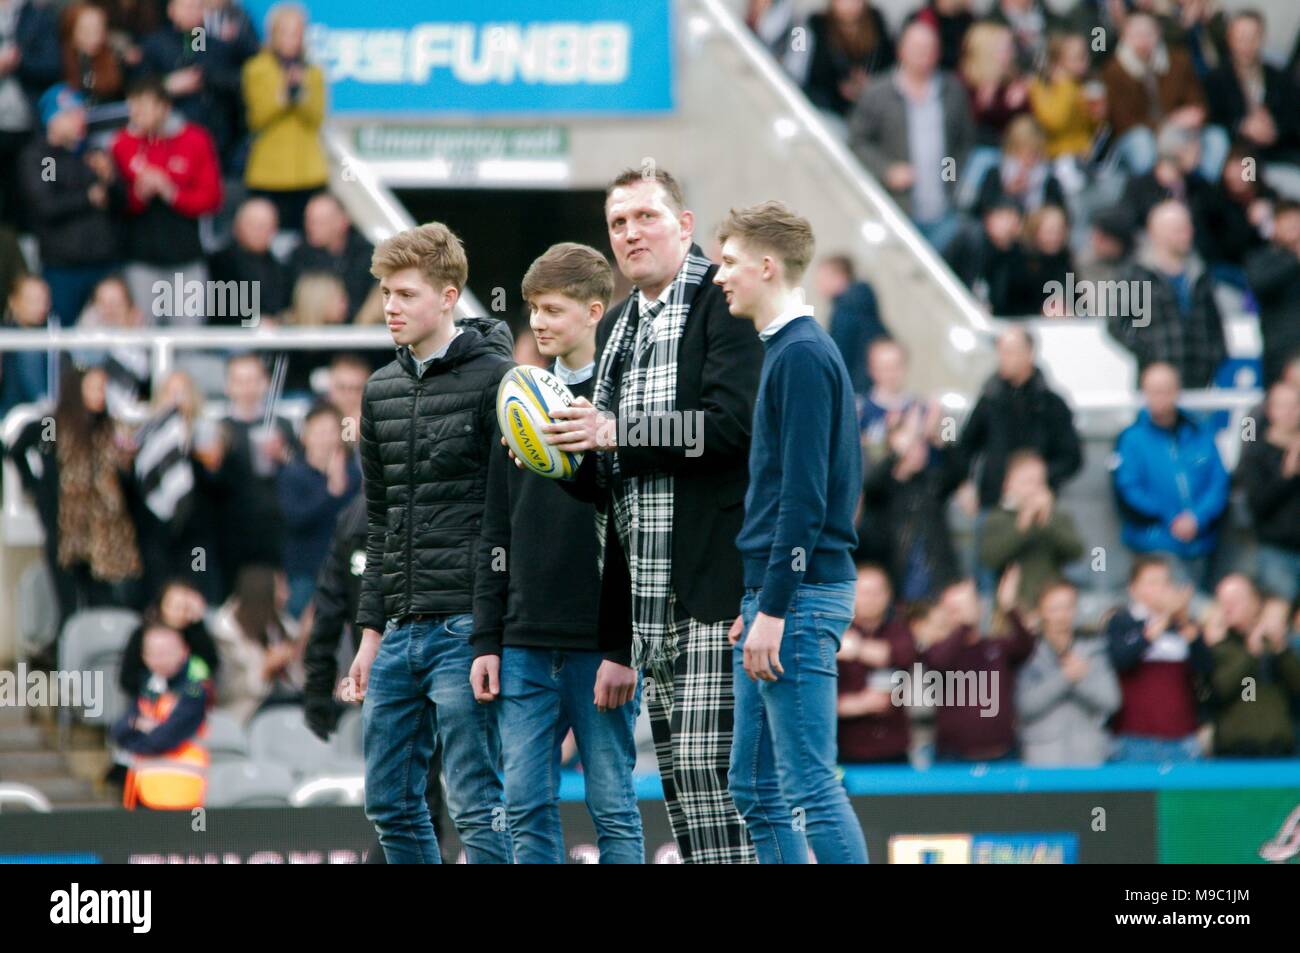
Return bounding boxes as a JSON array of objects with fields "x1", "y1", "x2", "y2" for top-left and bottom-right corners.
[
  {"x1": 1152, "y1": 551, "x2": 1213, "y2": 595},
  {"x1": 1110, "y1": 124, "x2": 1230, "y2": 182},
  {"x1": 496, "y1": 647, "x2": 643, "y2": 864},
  {"x1": 913, "y1": 212, "x2": 961, "y2": 256},
  {"x1": 45, "y1": 263, "x2": 117, "y2": 326},
  {"x1": 286, "y1": 573, "x2": 316, "y2": 619},
  {"x1": 1111, "y1": 734, "x2": 1202, "y2": 763},
  {"x1": 1256, "y1": 545, "x2": 1300, "y2": 603},
  {"x1": 362, "y1": 614, "x2": 511, "y2": 863},
  {"x1": 729, "y1": 581, "x2": 869, "y2": 864}
]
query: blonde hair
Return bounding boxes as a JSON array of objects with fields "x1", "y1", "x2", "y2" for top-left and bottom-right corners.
[
  {"x1": 264, "y1": 2, "x2": 307, "y2": 51},
  {"x1": 290, "y1": 273, "x2": 348, "y2": 326},
  {"x1": 370, "y1": 221, "x2": 469, "y2": 293},
  {"x1": 716, "y1": 200, "x2": 816, "y2": 284},
  {"x1": 153, "y1": 370, "x2": 204, "y2": 426},
  {"x1": 1023, "y1": 204, "x2": 1068, "y2": 249},
  {"x1": 1043, "y1": 32, "x2": 1085, "y2": 78},
  {"x1": 352, "y1": 283, "x2": 384, "y2": 325},
  {"x1": 1002, "y1": 114, "x2": 1047, "y2": 157},
  {"x1": 961, "y1": 22, "x2": 1016, "y2": 89}
]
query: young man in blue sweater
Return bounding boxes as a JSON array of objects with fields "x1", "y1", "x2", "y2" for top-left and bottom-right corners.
[{"x1": 713, "y1": 201, "x2": 868, "y2": 864}]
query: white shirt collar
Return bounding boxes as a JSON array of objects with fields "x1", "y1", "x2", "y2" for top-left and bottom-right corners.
[
  {"x1": 758, "y1": 288, "x2": 814, "y2": 342},
  {"x1": 636, "y1": 281, "x2": 674, "y2": 317},
  {"x1": 553, "y1": 355, "x2": 594, "y2": 386}
]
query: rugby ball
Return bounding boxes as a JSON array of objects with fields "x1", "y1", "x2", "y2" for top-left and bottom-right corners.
[{"x1": 496, "y1": 366, "x2": 584, "y2": 479}]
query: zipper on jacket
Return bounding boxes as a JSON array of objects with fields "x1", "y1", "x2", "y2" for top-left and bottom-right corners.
[{"x1": 407, "y1": 379, "x2": 421, "y2": 609}]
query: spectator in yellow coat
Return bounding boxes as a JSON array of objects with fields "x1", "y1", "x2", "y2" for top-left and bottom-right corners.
[
  {"x1": 241, "y1": 2, "x2": 327, "y2": 230},
  {"x1": 1029, "y1": 33, "x2": 1098, "y2": 161}
]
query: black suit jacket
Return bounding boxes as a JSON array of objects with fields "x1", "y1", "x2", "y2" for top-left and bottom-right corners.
[
  {"x1": 1204, "y1": 62, "x2": 1300, "y2": 155},
  {"x1": 566, "y1": 261, "x2": 764, "y2": 657}
]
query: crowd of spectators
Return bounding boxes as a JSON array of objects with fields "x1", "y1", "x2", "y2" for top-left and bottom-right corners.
[
  {"x1": 825, "y1": 318, "x2": 1300, "y2": 764},
  {"x1": 746, "y1": 0, "x2": 1300, "y2": 763},
  {"x1": 753, "y1": 0, "x2": 1300, "y2": 391},
  {"x1": 1, "y1": 1, "x2": 1298, "y2": 770},
  {"x1": 0, "y1": 1, "x2": 380, "y2": 415},
  {"x1": 0, "y1": 1, "x2": 387, "y2": 729}
]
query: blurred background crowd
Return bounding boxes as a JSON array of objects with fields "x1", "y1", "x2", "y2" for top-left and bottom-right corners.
[{"x1": 0, "y1": 0, "x2": 1298, "y2": 808}]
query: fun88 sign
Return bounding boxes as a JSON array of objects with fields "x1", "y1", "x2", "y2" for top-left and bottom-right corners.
[{"x1": 242, "y1": 0, "x2": 675, "y2": 114}]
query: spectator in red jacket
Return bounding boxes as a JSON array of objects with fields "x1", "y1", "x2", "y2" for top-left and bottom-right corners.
[
  {"x1": 918, "y1": 568, "x2": 1035, "y2": 762},
  {"x1": 836, "y1": 563, "x2": 916, "y2": 764},
  {"x1": 110, "y1": 75, "x2": 222, "y2": 327}
]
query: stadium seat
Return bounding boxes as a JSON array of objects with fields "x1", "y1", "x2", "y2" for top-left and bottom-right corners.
[
  {"x1": 248, "y1": 706, "x2": 354, "y2": 777},
  {"x1": 203, "y1": 710, "x2": 250, "y2": 764},
  {"x1": 59, "y1": 608, "x2": 139, "y2": 674},
  {"x1": 81, "y1": 649, "x2": 129, "y2": 728},
  {"x1": 205, "y1": 760, "x2": 296, "y2": 808},
  {"x1": 331, "y1": 707, "x2": 363, "y2": 762},
  {"x1": 175, "y1": 352, "x2": 232, "y2": 400},
  {"x1": 16, "y1": 560, "x2": 58, "y2": 660},
  {"x1": 57, "y1": 609, "x2": 140, "y2": 734}
]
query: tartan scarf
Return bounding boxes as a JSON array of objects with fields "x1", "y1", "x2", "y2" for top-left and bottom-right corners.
[{"x1": 592, "y1": 244, "x2": 713, "y2": 667}]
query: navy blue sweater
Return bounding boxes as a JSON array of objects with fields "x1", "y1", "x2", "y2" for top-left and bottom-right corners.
[
  {"x1": 736, "y1": 315, "x2": 861, "y2": 617},
  {"x1": 277, "y1": 455, "x2": 362, "y2": 578}
]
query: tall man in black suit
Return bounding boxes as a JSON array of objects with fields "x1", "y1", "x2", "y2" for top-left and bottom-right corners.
[{"x1": 545, "y1": 168, "x2": 764, "y2": 863}]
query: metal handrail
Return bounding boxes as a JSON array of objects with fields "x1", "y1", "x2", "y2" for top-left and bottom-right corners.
[
  {"x1": 0, "y1": 783, "x2": 53, "y2": 813},
  {"x1": 692, "y1": 0, "x2": 991, "y2": 338},
  {"x1": 0, "y1": 325, "x2": 394, "y2": 351},
  {"x1": 321, "y1": 124, "x2": 487, "y2": 319},
  {"x1": 0, "y1": 324, "x2": 397, "y2": 386}
]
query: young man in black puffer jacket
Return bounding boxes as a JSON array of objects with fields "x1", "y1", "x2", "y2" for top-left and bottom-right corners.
[{"x1": 346, "y1": 221, "x2": 514, "y2": 864}]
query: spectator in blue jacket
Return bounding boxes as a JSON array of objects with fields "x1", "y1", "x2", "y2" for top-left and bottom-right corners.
[
  {"x1": 1112, "y1": 362, "x2": 1229, "y2": 592},
  {"x1": 0, "y1": 273, "x2": 53, "y2": 417},
  {"x1": 815, "y1": 253, "x2": 886, "y2": 397},
  {"x1": 0, "y1": 0, "x2": 62, "y2": 228},
  {"x1": 276, "y1": 401, "x2": 360, "y2": 617}
]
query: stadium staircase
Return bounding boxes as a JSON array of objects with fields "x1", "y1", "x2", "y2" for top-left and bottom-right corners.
[{"x1": 0, "y1": 704, "x2": 109, "y2": 809}]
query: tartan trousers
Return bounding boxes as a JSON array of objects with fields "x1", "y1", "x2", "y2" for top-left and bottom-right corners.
[{"x1": 644, "y1": 596, "x2": 756, "y2": 864}]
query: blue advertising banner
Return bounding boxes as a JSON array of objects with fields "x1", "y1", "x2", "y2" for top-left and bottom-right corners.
[{"x1": 243, "y1": 0, "x2": 674, "y2": 115}]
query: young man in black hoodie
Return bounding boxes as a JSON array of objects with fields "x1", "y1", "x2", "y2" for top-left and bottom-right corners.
[
  {"x1": 347, "y1": 222, "x2": 513, "y2": 864},
  {"x1": 470, "y1": 243, "x2": 643, "y2": 864}
]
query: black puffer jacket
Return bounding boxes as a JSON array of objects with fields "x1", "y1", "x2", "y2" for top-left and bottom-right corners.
[
  {"x1": 957, "y1": 366, "x2": 1084, "y2": 507},
  {"x1": 356, "y1": 318, "x2": 513, "y2": 632}
]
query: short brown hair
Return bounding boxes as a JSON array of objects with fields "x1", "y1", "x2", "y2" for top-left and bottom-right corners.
[
  {"x1": 371, "y1": 221, "x2": 469, "y2": 292},
  {"x1": 716, "y1": 200, "x2": 816, "y2": 284},
  {"x1": 1037, "y1": 577, "x2": 1077, "y2": 605},
  {"x1": 521, "y1": 243, "x2": 614, "y2": 310},
  {"x1": 1129, "y1": 554, "x2": 1170, "y2": 586},
  {"x1": 605, "y1": 167, "x2": 686, "y2": 217}
]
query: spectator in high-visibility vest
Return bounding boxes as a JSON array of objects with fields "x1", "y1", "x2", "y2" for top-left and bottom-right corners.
[{"x1": 111, "y1": 624, "x2": 213, "y2": 758}]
